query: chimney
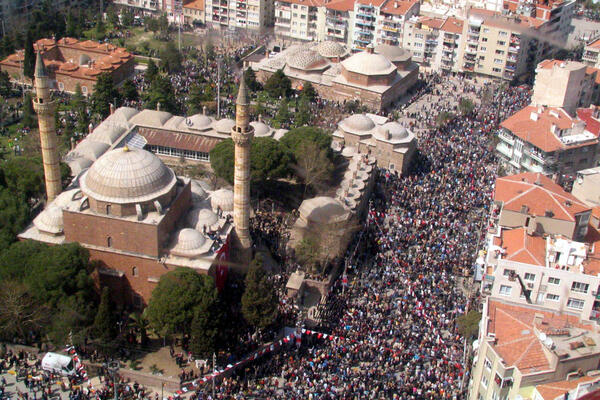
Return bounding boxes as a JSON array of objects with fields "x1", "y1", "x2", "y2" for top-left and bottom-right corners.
[
  {"x1": 537, "y1": 106, "x2": 543, "y2": 114},
  {"x1": 384, "y1": 128, "x2": 390, "y2": 140},
  {"x1": 534, "y1": 174, "x2": 542, "y2": 186},
  {"x1": 109, "y1": 103, "x2": 115, "y2": 115},
  {"x1": 550, "y1": 123, "x2": 556, "y2": 134},
  {"x1": 203, "y1": 105, "x2": 207, "y2": 115},
  {"x1": 533, "y1": 313, "x2": 544, "y2": 326},
  {"x1": 156, "y1": 101, "x2": 161, "y2": 112},
  {"x1": 258, "y1": 114, "x2": 263, "y2": 122},
  {"x1": 366, "y1": 43, "x2": 374, "y2": 54},
  {"x1": 394, "y1": 1, "x2": 398, "y2": 7},
  {"x1": 88, "y1": 122, "x2": 93, "y2": 134},
  {"x1": 530, "y1": 112, "x2": 538, "y2": 121},
  {"x1": 70, "y1": 137, "x2": 76, "y2": 151}
]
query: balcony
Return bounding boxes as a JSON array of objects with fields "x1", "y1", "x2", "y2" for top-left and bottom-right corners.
[
  {"x1": 524, "y1": 148, "x2": 546, "y2": 163},
  {"x1": 463, "y1": 64, "x2": 474, "y2": 71},
  {"x1": 382, "y1": 24, "x2": 398, "y2": 32},
  {"x1": 355, "y1": 28, "x2": 373, "y2": 37},
  {"x1": 464, "y1": 54, "x2": 476, "y2": 61},
  {"x1": 496, "y1": 142, "x2": 512, "y2": 158},
  {"x1": 498, "y1": 131, "x2": 514, "y2": 145},
  {"x1": 356, "y1": 18, "x2": 374, "y2": 26},
  {"x1": 468, "y1": 28, "x2": 480, "y2": 35},
  {"x1": 465, "y1": 47, "x2": 477, "y2": 55},
  {"x1": 507, "y1": 55, "x2": 517, "y2": 62},
  {"x1": 508, "y1": 46, "x2": 519, "y2": 53},
  {"x1": 327, "y1": 29, "x2": 345, "y2": 38},
  {"x1": 275, "y1": 17, "x2": 291, "y2": 27},
  {"x1": 583, "y1": 51, "x2": 599, "y2": 62}
]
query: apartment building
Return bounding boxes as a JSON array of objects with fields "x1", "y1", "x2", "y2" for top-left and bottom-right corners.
[
  {"x1": 203, "y1": 0, "x2": 272, "y2": 29},
  {"x1": 274, "y1": 0, "x2": 323, "y2": 42},
  {"x1": 469, "y1": 298, "x2": 600, "y2": 400},
  {"x1": 583, "y1": 39, "x2": 600, "y2": 69},
  {"x1": 458, "y1": 1, "x2": 574, "y2": 81},
  {"x1": 113, "y1": 0, "x2": 162, "y2": 14},
  {"x1": 573, "y1": 166, "x2": 600, "y2": 207},
  {"x1": 322, "y1": 0, "x2": 354, "y2": 45},
  {"x1": 183, "y1": 0, "x2": 206, "y2": 24},
  {"x1": 376, "y1": 0, "x2": 419, "y2": 48},
  {"x1": 496, "y1": 105, "x2": 599, "y2": 175},
  {"x1": 532, "y1": 60, "x2": 600, "y2": 116}
]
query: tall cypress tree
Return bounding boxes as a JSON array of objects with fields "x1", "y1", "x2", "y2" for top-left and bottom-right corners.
[
  {"x1": 23, "y1": 30, "x2": 35, "y2": 80},
  {"x1": 93, "y1": 287, "x2": 117, "y2": 342}
]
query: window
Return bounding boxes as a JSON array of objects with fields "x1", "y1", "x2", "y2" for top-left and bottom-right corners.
[
  {"x1": 524, "y1": 273, "x2": 535, "y2": 281},
  {"x1": 572, "y1": 282, "x2": 590, "y2": 294},
  {"x1": 567, "y1": 297, "x2": 585, "y2": 310},
  {"x1": 132, "y1": 266, "x2": 138, "y2": 277},
  {"x1": 499, "y1": 285, "x2": 512, "y2": 296},
  {"x1": 415, "y1": 33, "x2": 424, "y2": 39},
  {"x1": 482, "y1": 374, "x2": 489, "y2": 388},
  {"x1": 546, "y1": 293, "x2": 560, "y2": 301},
  {"x1": 484, "y1": 358, "x2": 492, "y2": 371},
  {"x1": 481, "y1": 37, "x2": 488, "y2": 42},
  {"x1": 106, "y1": 204, "x2": 111, "y2": 215},
  {"x1": 548, "y1": 277, "x2": 560, "y2": 285},
  {"x1": 499, "y1": 31, "x2": 507, "y2": 36},
  {"x1": 497, "y1": 40, "x2": 506, "y2": 46},
  {"x1": 415, "y1": 42, "x2": 423, "y2": 48},
  {"x1": 495, "y1": 49, "x2": 504, "y2": 55},
  {"x1": 58, "y1": 82, "x2": 64, "y2": 90},
  {"x1": 480, "y1": 46, "x2": 487, "y2": 51},
  {"x1": 503, "y1": 268, "x2": 515, "y2": 277},
  {"x1": 494, "y1": 58, "x2": 503, "y2": 64},
  {"x1": 107, "y1": 237, "x2": 113, "y2": 247},
  {"x1": 82, "y1": 86, "x2": 88, "y2": 94}
]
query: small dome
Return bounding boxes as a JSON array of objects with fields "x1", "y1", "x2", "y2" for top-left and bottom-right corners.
[
  {"x1": 171, "y1": 228, "x2": 207, "y2": 257},
  {"x1": 75, "y1": 139, "x2": 110, "y2": 160},
  {"x1": 299, "y1": 196, "x2": 348, "y2": 225},
  {"x1": 129, "y1": 109, "x2": 173, "y2": 127},
  {"x1": 316, "y1": 41, "x2": 348, "y2": 59},
  {"x1": 338, "y1": 114, "x2": 375, "y2": 134},
  {"x1": 374, "y1": 44, "x2": 412, "y2": 63},
  {"x1": 250, "y1": 121, "x2": 272, "y2": 137},
  {"x1": 67, "y1": 156, "x2": 93, "y2": 176},
  {"x1": 214, "y1": 118, "x2": 235, "y2": 134},
  {"x1": 89, "y1": 124, "x2": 127, "y2": 145},
  {"x1": 187, "y1": 114, "x2": 213, "y2": 131},
  {"x1": 341, "y1": 146, "x2": 356, "y2": 158},
  {"x1": 187, "y1": 207, "x2": 219, "y2": 230},
  {"x1": 60, "y1": 62, "x2": 78, "y2": 72},
  {"x1": 210, "y1": 188, "x2": 234, "y2": 212},
  {"x1": 33, "y1": 206, "x2": 63, "y2": 234},
  {"x1": 80, "y1": 147, "x2": 176, "y2": 204},
  {"x1": 79, "y1": 54, "x2": 92, "y2": 66},
  {"x1": 287, "y1": 49, "x2": 327, "y2": 71},
  {"x1": 377, "y1": 122, "x2": 410, "y2": 141},
  {"x1": 342, "y1": 52, "x2": 396, "y2": 76},
  {"x1": 191, "y1": 180, "x2": 207, "y2": 202}
]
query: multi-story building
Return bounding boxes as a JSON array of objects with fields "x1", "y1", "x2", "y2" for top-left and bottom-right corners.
[
  {"x1": 274, "y1": 0, "x2": 323, "y2": 42},
  {"x1": 458, "y1": 2, "x2": 574, "y2": 81},
  {"x1": 204, "y1": 0, "x2": 272, "y2": 30},
  {"x1": 183, "y1": 0, "x2": 206, "y2": 24},
  {"x1": 322, "y1": 0, "x2": 355, "y2": 46},
  {"x1": 376, "y1": 0, "x2": 419, "y2": 48},
  {"x1": 352, "y1": 0, "x2": 382, "y2": 50},
  {"x1": 583, "y1": 38, "x2": 600, "y2": 69},
  {"x1": 496, "y1": 105, "x2": 599, "y2": 175},
  {"x1": 532, "y1": 60, "x2": 600, "y2": 116},
  {"x1": 112, "y1": 0, "x2": 162, "y2": 14},
  {"x1": 468, "y1": 298, "x2": 600, "y2": 400},
  {"x1": 572, "y1": 166, "x2": 600, "y2": 207}
]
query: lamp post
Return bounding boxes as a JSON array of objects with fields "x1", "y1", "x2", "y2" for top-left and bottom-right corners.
[{"x1": 106, "y1": 360, "x2": 120, "y2": 400}]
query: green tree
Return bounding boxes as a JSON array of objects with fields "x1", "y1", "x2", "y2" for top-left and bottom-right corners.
[
  {"x1": 244, "y1": 68, "x2": 261, "y2": 92},
  {"x1": 273, "y1": 99, "x2": 290, "y2": 128},
  {"x1": 295, "y1": 140, "x2": 333, "y2": 194},
  {"x1": 65, "y1": 11, "x2": 81, "y2": 38},
  {"x1": 145, "y1": 17, "x2": 159, "y2": 36},
  {"x1": 295, "y1": 235, "x2": 320, "y2": 270},
  {"x1": 120, "y1": 79, "x2": 139, "y2": 102},
  {"x1": 0, "y1": 280, "x2": 48, "y2": 341},
  {"x1": 0, "y1": 189, "x2": 30, "y2": 251},
  {"x1": 456, "y1": 310, "x2": 482, "y2": 340},
  {"x1": 145, "y1": 59, "x2": 159, "y2": 83},
  {"x1": 130, "y1": 312, "x2": 150, "y2": 346},
  {"x1": 210, "y1": 138, "x2": 291, "y2": 185},
  {"x1": 301, "y1": 81, "x2": 317, "y2": 102},
  {"x1": 459, "y1": 98, "x2": 475, "y2": 115},
  {"x1": 90, "y1": 73, "x2": 122, "y2": 119},
  {"x1": 142, "y1": 75, "x2": 179, "y2": 114},
  {"x1": 146, "y1": 268, "x2": 214, "y2": 339},
  {"x1": 121, "y1": 8, "x2": 134, "y2": 27},
  {"x1": 23, "y1": 30, "x2": 35, "y2": 80},
  {"x1": 280, "y1": 126, "x2": 332, "y2": 161},
  {"x1": 0, "y1": 71, "x2": 12, "y2": 97},
  {"x1": 241, "y1": 255, "x2": 278, "y2": 331},
  {"x1": 158, "y1": 13, "x2": 169, "y2": 36},
  {"x1": 93, "y1": 287, "x2": 117, "y2": 342},
  {"x1": 94, "y1": 15, "x2": 106, "y2": 40},
  {"x1": 294, "y1": 97, "x2": 311, "y2": 127},
  {"x1": 1, "y1": 156, "x2": 45, "y2": 199},
  {"x1": 72, "y1": 84, "x2": 90, "y2": 135},
  {"x1": 106, "y1": 6, "x2": 120, "y2": 28},
  {"x1": 22, "y1": 93, "x2": 36, "y2": 129},
  {"x1": 190, "y1": 276, "x2": 221, "y2": 357},
  {"x1": 160, "y1": 42, "x2": 183, "y2": 74},
  {"x1": 263, "y1": 69, "x2": 291, "y2": 99}
]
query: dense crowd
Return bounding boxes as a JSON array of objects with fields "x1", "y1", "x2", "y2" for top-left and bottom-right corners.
[{"x1": 184, "y1": 79, "x2": 531, "y2": 399}]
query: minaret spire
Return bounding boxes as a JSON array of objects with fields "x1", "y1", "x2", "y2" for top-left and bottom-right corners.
[
  {"x1": 231, "y1": 72, "x2": 254, "y2": 264},
  {"x1": 33, "y1": 51, "x2": 61, "y2": 203}
]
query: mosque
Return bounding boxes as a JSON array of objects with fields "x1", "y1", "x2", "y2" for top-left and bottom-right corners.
[
  {"x1": 250, "y1": 42, "x2": 419, "y2": 111},
  {"x1": 19, "y1": 53, "x2": 255, "y2": 308}
]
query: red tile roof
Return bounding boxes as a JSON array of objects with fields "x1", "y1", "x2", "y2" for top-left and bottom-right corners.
[
  {"x1": 184, "y1": 0, "x2": 204, "y2": 10},
  {"x1": 356, "y1": 0, "x2": 387, "y2": 7},
  {"x1": 418, "y1": 16, "x2": 445, "y2": 29},
  {"x1": 278, "y1": 0, "x2": 326, "y2": 6},
  {"x1": 586, "y1": 67, "x2": 600, "y2": 85},
  {"x1": 495, "y1": 172, "x2": 591, "y2": 222},
  {"x1": 380, "y1": 0, "x2": 418, "y2": 16},
  {"x1": 500, "y1": 227, "x2": 546, "y2": 266},
  {"x1": 441, "y1": 16, "x2": 464, "y2": 34},
  {"x1": 577, "y1": 106, "x2": 600, "y2": 137},
  {"x1": 535, "y1": 375, "x2": 600, "y2": 400},
  {"x1": 326, "y1": 0, "x2": 354, "y2": 11},
  {"x1": 488, "y1": 300, "x2": 594, "y2": 374},
  {"x1": 588, "y1": 38, "x2": 600, "y2": 50},
  {"x1": 500, "y1": 105, "x2": 589, "y2": 153}
]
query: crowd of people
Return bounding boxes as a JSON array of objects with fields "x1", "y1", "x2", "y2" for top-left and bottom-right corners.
[{"x1": 183, "y1": 78, "x2": 531, "y2": 399}]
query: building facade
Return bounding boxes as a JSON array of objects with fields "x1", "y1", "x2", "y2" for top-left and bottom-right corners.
[
  {"x1": 496, "y1": 105, "x2": 600, "y2": 175},
  {"x1": 204, "y1": 0, "x2": 273, "y2": 30},
  {"x1": 183, "y1": 0, "x2": 206, "y2": 24},
  {"x1": 583, "y1": 38, "x2": 600, "y2": 69}
]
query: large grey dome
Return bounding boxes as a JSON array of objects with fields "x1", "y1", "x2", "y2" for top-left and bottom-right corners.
[
  {"x1": 339, "y1": 114, "x2": 375, "y2": 134},
  {"x1": 316, "y1": 41, "x2": 348, "y2": 59},
  {"x1": 287, "y1": 49, "x2": 327, "y2": 71},
  {"x1": 377, "y1": 122, "x2": 410, "y2": 141},
  {"x1": 342, "y1": 52, "x2": 396, "y2": 76},
  {"x1": 80, "y1": 147, "x2": 177, "y2": 204}
]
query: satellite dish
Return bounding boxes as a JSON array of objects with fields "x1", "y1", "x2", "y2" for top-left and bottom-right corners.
[
  {"x1": 539, "y1": 333, "x2": 547, "y2": 342},
  {"x1": 544, "y1": 337, "x2": 554, "y2": 348}
]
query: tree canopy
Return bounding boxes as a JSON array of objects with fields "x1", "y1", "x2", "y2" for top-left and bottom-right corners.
[
  {"x1": 210, "y1": 138, "x2": 292, "y2": 185},
  {"x1": 160, "y1": 42, "x2": 183, "y2": 74},
  {"x1": 264, "y1": 69, "x2": 291, "y2": 99},
  {"x1": 241, "y1": 255, "x2": 278, "y2": 330},
  {"x1": 190, "y1": 276, "x2": 221, "y2": 357},
  {"x1": 93, "y1": 287, "x2": 117, "y2": 342},
  {"x1": 23, "y1": 30, "x2": 35, "y2": 80},
  {"x1": 146, "y1": 268, "x2": 217, "y2": 337},
  {"x1": 143, "y1": 75, "x2": 179, "y2": 114},
  {"x1": 280, "y1": 126, "x2": 332, "y2": 161},
  {"x1": 145, "y1": 59, "x2": 159, "y2": 83},
  {"x1": 90, "y1": 73, "x2": 122, "y2": 119}
]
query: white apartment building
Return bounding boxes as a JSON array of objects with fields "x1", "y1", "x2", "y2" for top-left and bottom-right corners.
[
  {"x1": 376, "y1": 0, "x2": 419, "y2": 48},
  {"x1": 204, "y1": 0, "x2": 272, "y2": 29},
  {"x1": 322, "y1": 0, "x2": 355, "y2": 45},
  {"x1": 274, "y1": 0, "x2": 323, "y2": 42},
  {"x1": 113, "y1": 0, "x2": 162, "y2": 14},
  {"x1": 497, "y1": 105, "x2": 600, "y2": 175},
  {"x1": 583, "y1": 39, "x2": 600, "y2": 69}
]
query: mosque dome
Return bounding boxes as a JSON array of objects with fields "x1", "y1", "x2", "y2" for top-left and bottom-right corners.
[
  {"x1": 338, "y1": 114, "x2": 375, "y2": 134},
  {"x1": 187, "y1": 207, "x2": 219, "y2": 230},
  {"x1": 250, "y1": 121, "x2": 272, "y2": 137},
  {"x1": 376, "y1": 122, "x2": 410, "y2": 141},
  {"x1": 299, "y1": 196, "x2": 348, "y2": 225},
  {"x1": 171, "y1": 228, "x2": 207, "y2": 257},
  {"x1": 210, "y1": 188, "x2": 234, "y2": 212},
  {"x1": 316, "y1": 41, "x2": 348, "y2": 59},
  {"x1": 80, "y1": 147, "x2": 176, "y2": 204},
  {"x1": 374, "y1": 44, "x2": 412, "y2": 63},
  {"x1": 33, "y1": 206, "x2": 64, "y2": 234},
  {"x1": 190, "y1": 180, "x2": 208, "y2": 202},
  {"x1": 214, "y1": 118, "x2": 235, "y2": 134},
  {"x1": 287, "y1": 49, "x2": 327, "y2": 71},
  {"x1": 188, "y1": 114, "x2": 213, "y2": 131},
  {"x1": 342, "y1": 52, "x2": 396, "y2": 76}
]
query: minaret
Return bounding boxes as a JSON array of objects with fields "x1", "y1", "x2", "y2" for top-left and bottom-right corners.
[
  {"x1": 32, "y1": 51, "x2": 61, "y2": 203},
  {"x1": 231, "y1": 76, "x2": 254, "y2": 261}
]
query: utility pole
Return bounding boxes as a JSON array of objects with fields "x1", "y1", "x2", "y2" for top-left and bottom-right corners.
[
  {"x1": 212, "y1": 352, "x2": 216, "y2": 399},
  {"x1": 106, "y1": 360, "x2": 120, "y2": 400},
  {"x1": 216, "y1": 57, "x2": 221, "y2": 118}
]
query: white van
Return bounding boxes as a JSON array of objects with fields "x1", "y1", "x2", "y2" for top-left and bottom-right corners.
[{"x1": 41, "y1": 352, "x2": 76, "y2": 376}]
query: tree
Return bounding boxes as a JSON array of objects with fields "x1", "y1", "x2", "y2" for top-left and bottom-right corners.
[
  {"x1": 280, "y1": 126, "x2": 332, "y2": 160},
  {"x1": 142, "y1": 75, "x2": 179, "y2": 114},
  {"x1": 241, "y1": 255, "x2": 278, "y2": 331},
  {"x1": 160, "y1": 42, "x2": 183, "y2": 74},
  {"x1": 94, "y1": 14, "x2": 106, "y2": 40},
  {"x1": 146, "y1": 268, "x2": 215, "y2": 339},
  {"x1": 459, "y1": 98, "x2": 475, "y2": 115},
  {"x1": 120, "y1": 79, "x2": 139, "y2": 102},
  {"x1": 187, "y1": 83, "x2": 207, "y2": 115},
  {"x1": 130, "y1": 312, "x2": 150, "y2": 346},
  {"x1": 0, "y1": 190, "x2": 30, "y2": 252},
  {"x1": 273, "y1": 99, "x2": 290, "y2": 128},
  {"x1": 0, "y1": 71, "x2": 12, "y2": 97},
  {"x1": 295, "y1": 235, "x2": 320, "y2": 270},
  {"x1": 145, "y1": 17, "x2": 159, "y2": 36},
  {"x1": 0, "y1": 280, "x2": 48, "y2": 341},
  {"x1": 301, "y1": 81, "x2": 317, "y2": 102},
  {"x1": 210, "y1": 138, "x2": 292, "y2": 185},
  {"x1": 121, "y1": 8, "x2": 134, "y2": 27},
  {"x1": 90, "y1": 73, "x2": 122, "y2": 119},
  {"x1": 93, "y1": 287, "x2": 117, "y2": 342},
  {"x1": 72, "y1": 84, "x2": 90, "y2": 135},
  {"x1": 244, "y1": 68, "x2": 261, "y2": 92},
  {"x1": 294, "y1": 97, "x2": 311, "y2": 127},
  {"x1": 456, "y1": 310, "x2": 482, "y2": 340},
  {"x1": 145, "y1": 59, "x2": 159, "y2": 83},
  {"x1": 106, "y1": 6, "x2": 120, "y2": 28},
  {"x1": 1, "y1": 156, "x2": 45, "y2": 199},
  {"x1": 21, "y1": 93, "x2": 36, "y2": 129},
  {"x1": 23, "y1": 30, "x2": 35, "y2": 80},
  {"x1": 65, "y1": 11, "x2": 81, "y2": 38},
  {"x1": 295, "y1": 140, "x2": 333, "y2": 193},
  {"x1": 158, "y1": 13, "x2": 169, "y2": 36},
  {"x1": 263, "y1": 69, "x2": 291, "y2": 99},
  {"x1": 190, "y1": 276, "x2": 221, "y2": 357}
]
